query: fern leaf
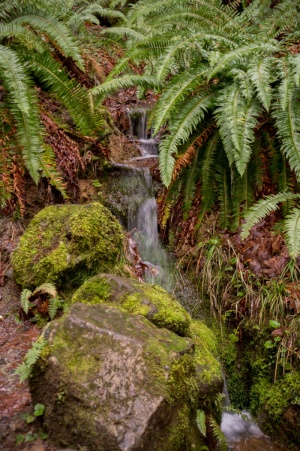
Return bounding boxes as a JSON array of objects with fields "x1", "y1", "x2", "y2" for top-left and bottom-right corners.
[
  {"x1": 283, "y1": 208, "x2": 300, "y2": 260},
  {"x1": 39, "y1": 145, "x2": 67, "y2": 198},
  {"x1": 216, "y1": 84, "x2": 261, "y2": 176},
  {"x1": 196, "y1": 409, "x2": 206, "y2": 437},
  {"x1": 248, "y1": 57, "x2": 273, "y2": 111},
  {"x1": 208, "y1": 43, "x2": 278, "y2": 80},
  {"x1": 241, "y1": 192, "x2": 300, "y2": 239},
  {"x1": 12, "y1": 14, "x2": 84, "y2": 70},
  {"x1": 152, "y1": 65, "x2": 209, "y2": 136},
  {"x1": 33, "y1": 282, "x2": 57, "y2": 298},
  {"x1": 91, "y1": 75, "x2": 160, "y2": 105},
  {"x1": 273, "y1": 87, "x2": 300, "y2": 182},
  {"x1": 20, "y1": 289, "x2": 33, "y2": 314},
  {"x1": 0, "y1": 45, "x2": 43, "y2": 182},
  {"x1": 48, "y1": 297, "x2": 61, "y2": 320},
  {"x1": 159, "y1": 90, "x2": 215, "y2": 186}
]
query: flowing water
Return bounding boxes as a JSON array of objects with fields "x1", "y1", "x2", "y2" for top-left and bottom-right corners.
[{"x1": 221, "y1": 379, "x2": 285, "y2": 450}]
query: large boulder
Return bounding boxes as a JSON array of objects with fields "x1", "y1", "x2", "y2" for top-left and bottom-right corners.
[
  {"x1": 12, "y1": 203, "x2": 124, "y2": 289},
  {"x1": 71, "y1": 273, "x2": 191, "y2": 336},
  {"x1": 30, "y1": 303, "x2": 203, "y2": 451}
]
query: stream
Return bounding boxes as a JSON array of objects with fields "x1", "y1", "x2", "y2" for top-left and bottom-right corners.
[{"x1": 123, "y1": 107, "x2": 287, "y2": 451}]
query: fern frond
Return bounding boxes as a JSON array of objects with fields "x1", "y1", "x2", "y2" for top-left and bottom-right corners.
[
  {"x1": 241, "y1": 192, "x2": 300, "y2": 239},
  {"x1": 196, "y1": 409, "x2": 206, "y2": 437},
  {"x1": 91, "y1": 75, "x2": 160, "y2": 105},
  {"x1": 216, "y1": 84, "x2": 261, "y2": 176},
  {"x1": 32, "y1": 282, "x2": 57, "y2": 298},
  {"x1": 273, "y1": 87, "x2": 300, "y2": 182},
  {"x1": 20, "y1": 288, "x2": 33, "y2": 314},
  {"x1": 159, "y1": 90, "x2": 215, "y2": 186},
  {"x1": 39, "y1": 145, "x2": 67, "y2": 197},
  {"x1": 248, "y1": 57, "x2": 274, "y2": 111},
  {"x1": 0, "y1": 45, "x2": 42, "y2": 182},
  {"x1": 208, "y1": 42, "x2": 278, "y2": 80},
  {"x1": 283, "y1": 208, "x2": 300, "y2": 260},
  {"x1": 12, "y1": 14, "x2": 84, "y2": 70},
  {"x1": 48, "y1": 297, "x2": 62, "y2": 320},
  {"x1": 152, "y1": 66, "x2": 209, "y2": 135},
  {"x1": 15, "y1": 337, "x2": 46, "y2": 381},
  {"x1": 208, "y1": 415, "x2": 227, "y2": 451}
]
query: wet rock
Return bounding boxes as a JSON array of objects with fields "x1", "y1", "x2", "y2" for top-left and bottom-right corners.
[
  {"x1": 12, "y1": 203, "x2": 124, "y2": 289},
  {"x1": 71, "y1": 273, "x2": 191, "y2": 336},
  {"x1": 30, "y1": 303, "x2": 202, "y2": 451}
]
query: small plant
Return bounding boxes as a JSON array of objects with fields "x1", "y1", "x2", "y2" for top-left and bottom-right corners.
[
  {"x1": 15, "y1": 336, "x2": 46, "y2": 381},
  {"x1": 20, "y1": 282, "x2": 64, "y2": 324},
  {"x1": 15, "y1": 403, "x2": 47, "y2": 445}
]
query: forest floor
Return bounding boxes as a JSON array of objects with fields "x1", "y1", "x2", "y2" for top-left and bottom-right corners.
[{"x1": 0, "y1": 221, "x2": 55, "y2": 451}]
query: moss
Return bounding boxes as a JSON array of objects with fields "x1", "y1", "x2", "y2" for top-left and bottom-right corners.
[
  {"x1": 189, "y1": 320, "x2": 222, "y2": 386},
  {"x1": 12, "y1": 203, "x2": 124, "y2": 289},
  {"x1": 71, "y1": 274, "x2": 191, "y2": 336},
  {"x1": 163, "y1": 403, "x2": 193, "y2": 451},
  {"x1": 71, "y1": 277, "x2": 112, "y2": 305}
]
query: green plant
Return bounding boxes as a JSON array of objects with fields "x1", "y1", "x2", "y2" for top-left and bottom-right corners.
[
  {"x1": 98, "y1": 0, "x2": 300, "y2": 257},
  {"x1": 20, "y1": 282, "x2": 64, "y2": 323},
  {"x1": 0, "y1": 0, "x2": 110, "y2": 213},
  {"x1": 15, "y1": 336, "x2": 46, "y2": 381}
]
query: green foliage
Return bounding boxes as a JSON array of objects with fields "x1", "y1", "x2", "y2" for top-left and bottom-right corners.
[
  {"x1": 196, "y1": 409, "x2": 206, "y2": 437},
  {"x1": 0, "y1": 0, "x2": 113, "y2": 212},
  {"x1": 15, "y1": 337, "x2": 46, "y2": 381},
  {"x1": 20, "y1": 282, "x2": 64, "y2": 323},
  {"x1": 98, "y1": 0, "x2": 300, "y2": 259}
]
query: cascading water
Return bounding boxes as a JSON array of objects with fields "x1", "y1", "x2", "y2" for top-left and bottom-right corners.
[
  {"x1": 113, "y1": 107, "x2": 172, "y2": 289},
  {"x1": 221, "y1": 379, "x2": 285, "y2": 450}
]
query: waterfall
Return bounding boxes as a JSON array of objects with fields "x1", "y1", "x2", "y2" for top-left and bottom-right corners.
[
  {"x1": 221, "y1": 376, "x2": 284, "y2": 450},
  {"x1": 116, "y1": 107, "x2": 172, "y2": 290}
]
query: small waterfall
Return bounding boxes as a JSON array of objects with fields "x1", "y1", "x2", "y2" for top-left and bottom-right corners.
[
  {"x1": 127, "y1": 107, "x2": 159, "y2": 156},
  {"x1": 221, "y1": 376, "x2": 285, "y2": 450},
  {"x1": 117, "y1": 107, "x2": 172, "y2": 289}
]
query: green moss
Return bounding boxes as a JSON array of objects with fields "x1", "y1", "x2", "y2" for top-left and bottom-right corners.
[
  {"x1": 71, "y1": 277, "x2": 112, "y2": 305},
  {"x1": 12, "y1": 203, "x2": 124, "y2": 289},
  {"x1": 189, "y1": 320, "x2": 222, "y2": 385},
  {"x1": 71, "y1": 274, "x2": 191, "y2": 336},
  {"x1": 163, "y1": 403, "x2": 192, "y2": 451}
]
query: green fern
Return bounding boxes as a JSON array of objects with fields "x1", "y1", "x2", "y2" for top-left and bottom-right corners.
[
  {"x1": 283, "y1": 208, "x2": 300, "y2": 260},
  {"x1": 196, "y1": 409, "x2": 206, "y2": 437},
  {"x1": 20, "y1": 289, "x2": 33, "y2": 315},
  {"x1": 241, "y1": 192, "x2": 300, "y2": 239},
  {"x1": 15, "y1": 337, "x2": 46, "y2": 381}
]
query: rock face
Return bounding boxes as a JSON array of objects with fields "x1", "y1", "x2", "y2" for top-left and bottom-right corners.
[
  {"x1": 71, "y1": 273, "x2": 191, "y2": 336},
  {"x1": 12, "y1": 203, "x2": 124, "y2": 289},
  {"x1": 30, "y1": 303, "x2": 202, "y2": 451}
]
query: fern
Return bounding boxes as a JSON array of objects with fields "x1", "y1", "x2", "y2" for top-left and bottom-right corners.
[
  {"x1": 48, "y1": 297, "x2": 63, "y2": 320},
  {"x1": 20, "y1": 289, "x2": 33, "y2": 315},
  {"x1": 241, "y1": 192, "x2": 300, "y2": 239},
  {"x1": 283, "y1": 208, "x2": 300, "y2": 260},
  {"x1": 32, "y1": 282, "x2": 58, "y2": 298},
  {"x1": 208, "y1": 415, "x2": 228, "y2": 451},
  {"x1": 15, "y1": 337, "x2": 46, "y2": 381},
  {"x1": 196, "y1": 409, "x2": 206, "y2": 437}
]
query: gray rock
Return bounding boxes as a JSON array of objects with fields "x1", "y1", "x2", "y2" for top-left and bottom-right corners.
[{"x1": 30, "y1": 303, "x2": 202, "y2": 451}]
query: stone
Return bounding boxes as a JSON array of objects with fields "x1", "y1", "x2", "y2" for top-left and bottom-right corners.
[
  {"x1": 71, "y1": 273, "x2": 191, "y2": 336},
  {"x1": 12, "y1": 203, "x2": 124, "y2": 289},
  {"x1": 30, "y1": 303, "x2": 202, "y2": 451}
]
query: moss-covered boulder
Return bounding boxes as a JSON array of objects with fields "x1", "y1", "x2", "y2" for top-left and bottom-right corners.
[
  {"x1": 30, "y1": 303, "x2": 203, "y2": 451},
  {"x1": 12, "y1": 203, "x2": 124, "y2": 289},
  {"x1": 71, "y1": 273, "x2": 191, "y2": 336}
]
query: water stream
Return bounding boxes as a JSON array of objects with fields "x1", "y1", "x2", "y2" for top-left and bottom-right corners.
[{"x1": 122, "y1": 106, "x2": 285, "y2": 450}]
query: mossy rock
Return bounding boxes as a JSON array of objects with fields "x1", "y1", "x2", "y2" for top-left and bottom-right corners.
[
  {"x1": 12, "y1": 203, "x2": 124, "y2": 289},
  {"x1": 189, "y1": 320, "x2": 223, "y2": 401},
  {"x1": 71, "y1": 273, "x2": 191, "y2": 336},
  {"x1": 30, "y1": 303, "x2": 202, "y2": 451}
]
